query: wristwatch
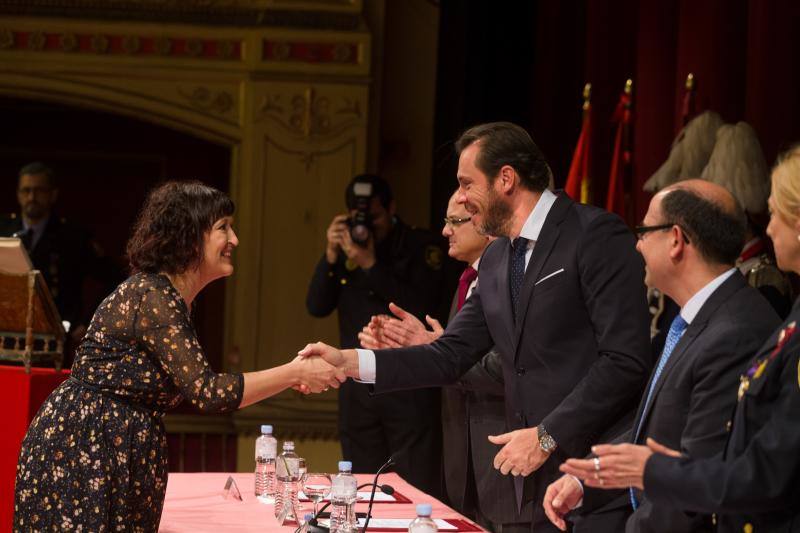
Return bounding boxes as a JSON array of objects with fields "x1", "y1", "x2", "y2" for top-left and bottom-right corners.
[{"x1": 538, "y1": 425, "x2": 558, "y2": 453}]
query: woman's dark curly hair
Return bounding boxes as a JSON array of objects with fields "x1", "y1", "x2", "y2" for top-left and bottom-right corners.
[{"x1": 126, "y1": 181, "x2": 235, "y2": 275}]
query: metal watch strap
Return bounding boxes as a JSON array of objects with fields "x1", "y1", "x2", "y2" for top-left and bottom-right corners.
[{"x1": 538, "y1": 425, "x2": 557, "y2": 453}]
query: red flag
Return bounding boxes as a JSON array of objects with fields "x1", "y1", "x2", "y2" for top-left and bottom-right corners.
[
  {"x1": 680, "y1": 73, "x2": 696, "y2": 127},
  {"x1": 565, "y1": 84, "x2": 592, "y2": 203},
  {"x1": 605, "y1": 83, "x2": 633, "y2": 218}
]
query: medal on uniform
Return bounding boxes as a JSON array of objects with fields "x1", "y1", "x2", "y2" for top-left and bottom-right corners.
[{"x1": 737, "y1": 375, "x2": 750, "y2": 401}]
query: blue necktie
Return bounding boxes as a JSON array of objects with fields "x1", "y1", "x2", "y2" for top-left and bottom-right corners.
[
  {"x1": 630, "y1": 313, "x2": 688, "y2": 510},
  {"x1": 509, "y1": 237, "x2": 529, "y2": 323}
]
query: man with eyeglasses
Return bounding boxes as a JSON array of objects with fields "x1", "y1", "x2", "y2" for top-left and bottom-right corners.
[
  {"x1": 359, "y1": 191, "x2": 533, "y2": 532},
  {"x1": 544, "y1": 180, "x2": 780, "y2": 532},
  {"x1": 1, "y1": 162, "x2": 116, "y2": 359},
  {"x1": 300, "y1": 122, "x2": 653, "y2": 533}
]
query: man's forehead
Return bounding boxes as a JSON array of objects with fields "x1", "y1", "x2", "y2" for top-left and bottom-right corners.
[
  {"x1": 19, "y1": 173, "x2": 52, "y2": 187},
  {"x1": 446, "y1": 202, "x2": 468, "y2": 217}
]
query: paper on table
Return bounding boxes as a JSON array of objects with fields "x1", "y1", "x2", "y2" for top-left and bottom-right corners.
[
  {"x1": 298, "y1": 491, "x2": 397, "y2": 502},
  {"x1": 320, "y1": 518, "x2": 457, "y2": 531}
]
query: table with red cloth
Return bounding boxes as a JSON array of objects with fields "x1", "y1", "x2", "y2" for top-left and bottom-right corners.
[
  {"x1": 159, "y1": 472, "x2": 484, "y2": 533},
  {"x1": 0, "y1": 365, "x2": 70, "y2": 531}
]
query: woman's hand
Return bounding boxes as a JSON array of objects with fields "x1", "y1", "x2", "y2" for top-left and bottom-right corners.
[
  {"x1": 559, "y1": 438, "x2": 680, "y2": 490},
  {"x1": 291, "y1": 355, "x2": 346, "y2": 394}
]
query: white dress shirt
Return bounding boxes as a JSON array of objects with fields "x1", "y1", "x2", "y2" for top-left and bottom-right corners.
[{"x1": 356, "y1": 189, "x2": 559, "y2": 383}]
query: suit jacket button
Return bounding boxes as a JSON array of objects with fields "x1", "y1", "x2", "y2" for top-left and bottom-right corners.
[
  {"x1": 726, "y1": 420, "x2": 732, "y2": 432},
  {"x1": 516, "y1": 367, "x2": 526, "y2": 376}
]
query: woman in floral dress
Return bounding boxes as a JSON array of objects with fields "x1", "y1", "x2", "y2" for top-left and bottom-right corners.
[{"x1": 14, "y1": 181, "x2": 344, "y2": 532}]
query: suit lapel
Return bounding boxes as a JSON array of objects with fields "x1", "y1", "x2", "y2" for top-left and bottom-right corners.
[
  {"x1": 635, "y1": 323, "x2": 704, "y2": 435},
  {"x1": 494, "y1": 239, "x2": 516, "y2": 350},
  {"x1": 511, "y1": 194, "x2": 571, "y2": 356},
  {"x1": 634, "y1": 273, "x2": 747, "y2": 438}
]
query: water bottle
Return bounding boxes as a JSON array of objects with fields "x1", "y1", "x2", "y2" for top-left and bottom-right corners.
[
  {"x1": 330, "y1": 461, "x2": 358, "y2": 533},
  {"x1": 275, "y1": 441, "x2": 305, "y2": 524},
  {"x1": 408, "y1": 504, "x2": 437, "y2": 533},
  {"x1": 254, "y1": 424, "x2": 277, "y2": 502}
]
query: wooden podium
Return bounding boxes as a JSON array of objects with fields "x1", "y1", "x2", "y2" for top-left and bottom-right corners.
[
  {"x1": 0, "y1": 238, "x2": 65, "y2": 372},
  {"x1": 0, "y1": 238, "x2": 69, "y2": 528}
]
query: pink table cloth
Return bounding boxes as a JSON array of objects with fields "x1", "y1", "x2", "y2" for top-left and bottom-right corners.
[{"x1": 159, "y1": 472, "x2": 483, "y2": 532}]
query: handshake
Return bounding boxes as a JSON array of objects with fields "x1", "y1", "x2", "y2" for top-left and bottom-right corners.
[{"x1": 291, "y1": 302, "x2": 436, "y2": 394}]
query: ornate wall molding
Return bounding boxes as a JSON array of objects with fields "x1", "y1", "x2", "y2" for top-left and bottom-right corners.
[
  {"x1": 0, "y1": 0, "x2": 362, "y2": 29},
  {"x1": 255, "y1": 86, "x2": 362, "y2": 141},
  {"x1": 262, "y1": 39, "x2": 360, "y2": 65},
  {"x1": 0, "y1": 29, "x2": 242, "y2": 60}
]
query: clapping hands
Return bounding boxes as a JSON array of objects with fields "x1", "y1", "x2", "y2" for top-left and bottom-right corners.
[{"x1": 358, "y1": 302, "x2": 443, "y2": 349}]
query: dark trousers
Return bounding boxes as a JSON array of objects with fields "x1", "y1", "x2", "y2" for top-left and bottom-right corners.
[{"x1": 338, "y1": 381, "x2": 443, "y2": 498}]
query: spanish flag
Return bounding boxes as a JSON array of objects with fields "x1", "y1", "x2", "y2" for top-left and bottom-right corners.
[
  {"x1": 564, "y1": 83, "x2": 592, "y2": 204},
  {"x1": 606, "y1": 80, "x2": 633, "y2": 219}
]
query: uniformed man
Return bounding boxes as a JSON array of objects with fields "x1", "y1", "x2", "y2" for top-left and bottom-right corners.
[
  {"x1": 0, "y1": 162, "x2": 117, "y2": 355},
  {"x1": 305, "y1": 174, "x2": 450, "y2": 496}
]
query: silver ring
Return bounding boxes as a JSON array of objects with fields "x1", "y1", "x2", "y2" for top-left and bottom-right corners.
[
  {"x1": 324, "y1": 387, "x2": 330, "y2": 392},
  {"x1": 593, "y1": 457, "x2": 601, "y2": 472}
]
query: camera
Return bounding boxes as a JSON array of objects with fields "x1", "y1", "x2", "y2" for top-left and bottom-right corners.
[{"x1": 347, "y1": 181, "x2": 373, "y2": 245}]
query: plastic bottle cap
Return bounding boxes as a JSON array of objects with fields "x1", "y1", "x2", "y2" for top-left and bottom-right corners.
[
  {"x1": 338, "y1": 460, "x2": 352, "y2": 471},
  {"x1": 304, "y1": 513, "x2": 314, "y2": 521},
  {"x1": 283, "y1": 441, "x2": 294, "y2": 450},
  {"x1": 416, "y1": 504, "x2": 432, "y2": 517},
  {"x1": 260, "y1": 425, "x2": 273, "y2": 434}
]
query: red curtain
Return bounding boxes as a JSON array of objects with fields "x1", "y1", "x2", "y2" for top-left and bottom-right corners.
[{"x1": 531, "y1": 0, "x2": 800, "y2": 224}]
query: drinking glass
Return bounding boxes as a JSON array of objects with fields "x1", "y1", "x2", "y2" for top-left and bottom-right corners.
[{"x1": 302, "y1": 472, "x2": 332, "y2": 518}]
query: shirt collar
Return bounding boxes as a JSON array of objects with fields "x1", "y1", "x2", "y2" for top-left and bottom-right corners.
[
  {"x1": 23, "y1": 216, "x2": 49, "y2": 234},
  {"x1": 680, "y1": 268, "x2": 737, "y2": 324},
  {"x1": 471, "y1": 258, "x2": 481, "y2": 271},
  {"x1": 518, "y1": 189, "x2": 557, "y2": 242}
]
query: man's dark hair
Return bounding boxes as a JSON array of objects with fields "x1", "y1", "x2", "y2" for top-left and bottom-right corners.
[
  {"x1": 18, "y1": 161, "x2": 56, "y2": 188},
  {"x1": 454, "y1": 122, "x2": 552, "y2": 192},
  {"x1": 661, "y1": 188, "x2": 746, "y2": 266},
  {"x1": 345, "y1": 173, "x2": 393, "y2": 210},
  {"x1": 127, "y1": 181, "x2": 234, "y2": 275}
]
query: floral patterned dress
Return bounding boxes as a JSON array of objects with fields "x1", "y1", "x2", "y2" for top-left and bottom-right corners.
[{"x1": 14, "y1": 272, "x2": 243, "y2": 532}]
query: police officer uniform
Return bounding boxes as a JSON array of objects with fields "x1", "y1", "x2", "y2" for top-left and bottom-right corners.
[
  {"x1": 737, "y1": 237, "x2": 793, "y2": 319},
  {"x1": 306, "y1": 217, "x2": 449, "y2": 496},
  {"x1": 0, "y1": 212, "x2": 113, "y2": 332},
  {"x1": 644, "y1": 298, "x2": 800, "y2": 532}
]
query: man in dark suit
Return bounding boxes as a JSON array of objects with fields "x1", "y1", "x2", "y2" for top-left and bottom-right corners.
[
  {"x1": 0, "y1": 162, "x2": 116, "y2": 348},
  {"x1": 300, "y1": 122, "x2": 652, "y2": 532},
  {"x1": 359, "y1": 191, "x2": 533, "y2": 532},
  {"x1": 546, "y1": 180, "x2": 780, "y2": 532},
  {"x1": 305, "y1": 174, "x2": 449, "y2": 497}
]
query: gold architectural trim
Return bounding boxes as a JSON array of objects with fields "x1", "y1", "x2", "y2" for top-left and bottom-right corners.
[{"x1": 255, "y1": 87, "x2": 362, "y2": 140}]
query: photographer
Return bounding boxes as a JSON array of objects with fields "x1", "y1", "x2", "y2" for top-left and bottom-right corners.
[{"x1": 306, "y1": 174, "x2": 449, "y2": 496}]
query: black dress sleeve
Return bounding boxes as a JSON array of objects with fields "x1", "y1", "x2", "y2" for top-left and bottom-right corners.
[{"x1": 134, "y1": 284, "x2": 244, "y2": 413}]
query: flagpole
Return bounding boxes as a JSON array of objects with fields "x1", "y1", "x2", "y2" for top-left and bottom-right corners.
[{"x1": 580, "y1": 83, "x2": 592, "y2": 204}]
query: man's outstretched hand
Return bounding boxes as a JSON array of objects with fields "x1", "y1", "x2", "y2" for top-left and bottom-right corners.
[{"x1": 298, "y1": 342, "x2": 360, "y2": 379}]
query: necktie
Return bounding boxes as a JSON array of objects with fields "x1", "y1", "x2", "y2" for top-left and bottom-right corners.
[
  {"x1": 19, "y1": 228, "x2": 34, "y2": 252},
  {"x1": 457, "y1": 266, "x2": 478, "y2": 311},
  {"x1": 630, "y1": 313, "x2": 689, "y2": 510},
  {"x1": 509, "y1": 237, "x2": 529, "y2": 322}
]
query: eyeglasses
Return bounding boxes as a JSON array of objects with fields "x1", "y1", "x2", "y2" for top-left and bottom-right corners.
[
  {"x1": 443, "y1": 215, "x2": 472, "y2": 228},
  {"x1": 634, "y1": 223, "x2": 691, "y2": 244}
]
